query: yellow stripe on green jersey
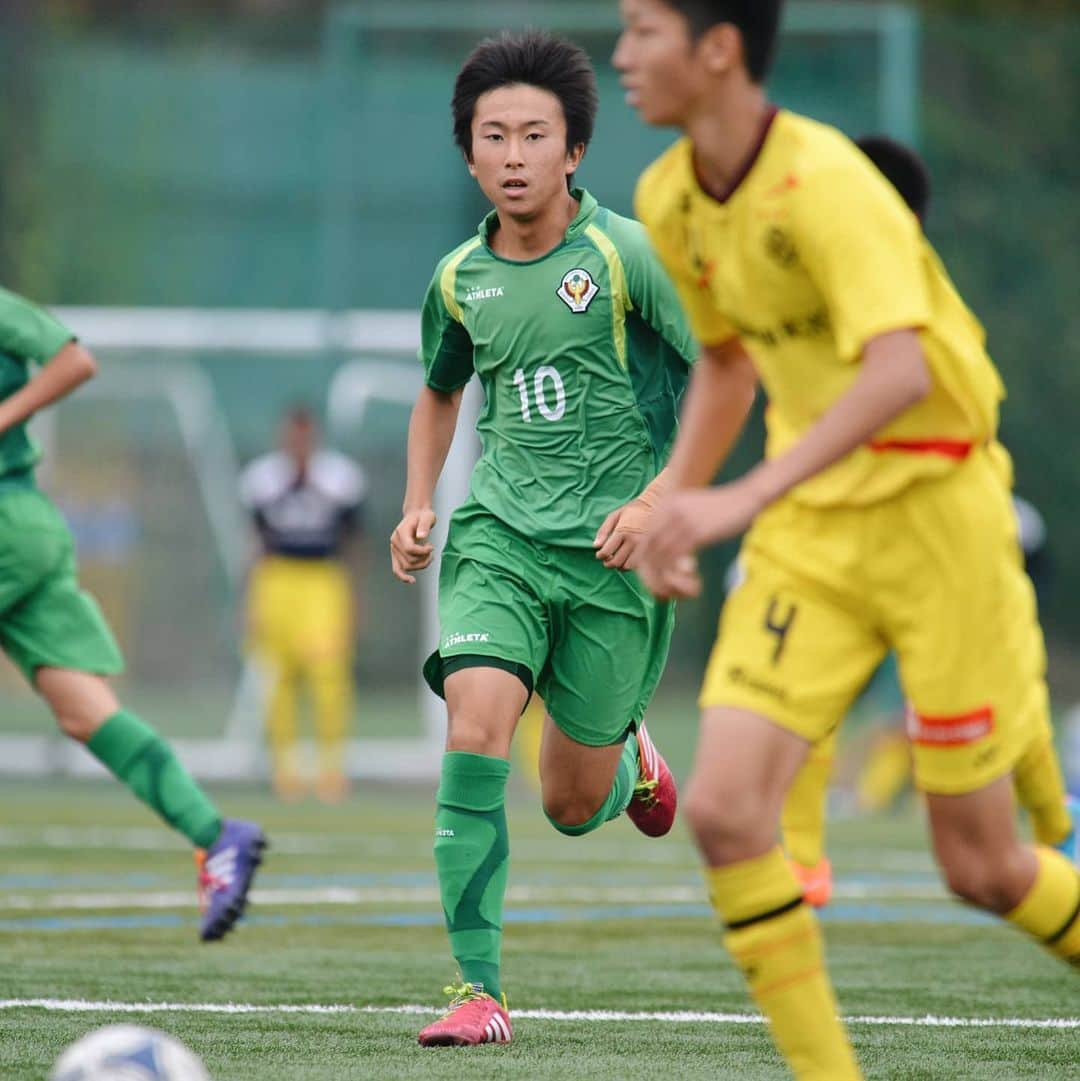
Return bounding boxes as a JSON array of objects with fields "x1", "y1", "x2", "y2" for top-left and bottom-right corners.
[
  {"x1": 440, "y1": 237, "x2": 483, "y2": 325},
  {"x1": 585, "y1": 222, "x2": 631, "y2": 368}
]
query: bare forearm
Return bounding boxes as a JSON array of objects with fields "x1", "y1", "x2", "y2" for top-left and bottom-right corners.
[
  {"x1": 666, "y1": 341, "x2": 758, "y2": 490},
  {"x1": 0, "y1": 342, "x2": 96, "y2": 434},
  {"x1": 403, "y1": 386, "x2": 463, "y2": 512},
  {"x1": 746, "y1": 329, "x2": 931, "y2": 505}
]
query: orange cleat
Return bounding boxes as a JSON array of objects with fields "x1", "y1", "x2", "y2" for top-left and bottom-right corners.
[{"x1": 790, "y1": 857, "x2": 833, "y2": 908}]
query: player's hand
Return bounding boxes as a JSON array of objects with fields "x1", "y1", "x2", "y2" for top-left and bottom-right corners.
[
  {"x1": 390, "y1": 508, "x2": 437, "y2": 585},
  {"x1": 637, "y1": 552, "x2": 702, "y2": 600},
  {"x1": 593, "y1": 498, "x2": 652, "y2": 570},
  {"x1": 646, "y1": 481, "x2": 764, "y2": 567}
]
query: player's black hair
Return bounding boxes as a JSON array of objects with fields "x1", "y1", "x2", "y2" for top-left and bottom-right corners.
[
  {"x1": 855, "y1": 135, "x2": 932, "y2": 223},
  {"x1": 661, "y1": 1, "x2": 784, "y2": 83},
  {"x1": 452, "y1": 29, "x2": 599, "y2": 159}
]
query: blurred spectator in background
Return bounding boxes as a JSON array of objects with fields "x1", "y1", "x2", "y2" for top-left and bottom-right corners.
[{"x1": 239, "y1": 404, "x2": 367, "y2": 802}]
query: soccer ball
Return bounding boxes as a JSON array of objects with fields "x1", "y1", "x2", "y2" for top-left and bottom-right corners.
[{"x1": 49, "y1": 1024, "x2": 210, "y2": 1081}]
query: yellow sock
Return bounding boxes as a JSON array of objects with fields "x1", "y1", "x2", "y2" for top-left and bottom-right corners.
[
  {"x1": 782, "y1": 739, "x2": 834, "y2": 868},
  {"x1": 1006, "y1": 847, "x2": 1080, "y2": 967},
  {"x1": 706, "y1": 847, "x2": 863, "y2": 1080},
  {"x1": 1013, "y1": 735, "x2": 1072, "y2": 847}
]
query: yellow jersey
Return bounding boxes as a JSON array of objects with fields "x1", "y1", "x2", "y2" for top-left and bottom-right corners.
[{"x1": 635, "y1": 108, "x2": 1006, "y2": 507}]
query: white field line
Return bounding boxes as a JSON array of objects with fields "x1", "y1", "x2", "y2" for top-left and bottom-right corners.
[
  {"x1": 0, "y1": 827, "x2": 938, "y2": 878},
  {"x1": 0, "y1": 999, "x2": 1074, "y2": 1030},
  {"x1": 0, "y1": 827, "x2": 939, "y2": 873},
  {"x1": 0, "y1": 882, "x2": 949, "y2": 911}
]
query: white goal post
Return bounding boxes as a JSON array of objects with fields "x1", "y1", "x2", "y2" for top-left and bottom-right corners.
[{"x1": 0, "y1": 308, "x2": 466, "y2": 782}]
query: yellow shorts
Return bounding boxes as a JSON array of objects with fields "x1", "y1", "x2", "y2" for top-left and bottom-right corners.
[
  {"x1": 247, "y1": 556, "x2": 353, "y2": 669},
  {"x1": 700, "y1": 449, "x2": 1048, "y2": 795}
]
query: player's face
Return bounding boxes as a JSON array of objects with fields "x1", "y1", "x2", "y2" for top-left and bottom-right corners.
[
  {"x1": 282, "y1": 418, "x2": 316, "y2": 463},
  {"x1": 613, "y1": 0, "x2": 705, "y2": 127},
  {"x1": 467, "y1": 83, "x2": 584, "y2": 221}
]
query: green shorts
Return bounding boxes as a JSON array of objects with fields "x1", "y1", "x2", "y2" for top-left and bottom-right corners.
[
  {"x1": 0, "y1": 480, "x2": 123, "y2": 683},
  {"x1": 423, "y1": 503, "x2": 674, "y2": 747}
]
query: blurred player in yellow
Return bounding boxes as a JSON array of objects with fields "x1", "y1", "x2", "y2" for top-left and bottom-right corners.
[
  {"x1": 240, "y1": 405, "x2": 367, "y2": 802},
  {"x1": 615, "y1": 1, "x2": 1080, "y2": 1076},
  {"x1": 779, "y1": 136, "x2": 1079, "y2": 908}
]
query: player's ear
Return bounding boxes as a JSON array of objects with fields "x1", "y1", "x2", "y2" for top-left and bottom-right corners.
[
  {"x1": 700, "y1": 23, "x2": 741, "y2": 76},
  {"x1": 565, "y1": 142, "x2": 586, "y2": 176},
  {"x1": 464, "y1": 150, "x2": 478, "y2": 178}
]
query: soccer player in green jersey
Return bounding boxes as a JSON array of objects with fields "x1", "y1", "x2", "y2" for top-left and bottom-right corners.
[
  {"x1": 0, "y1": 288, "x2": 265, "y2": 941},
  {"x1": 390, "y1": 30, "x2": 696, "y2": 1046}
]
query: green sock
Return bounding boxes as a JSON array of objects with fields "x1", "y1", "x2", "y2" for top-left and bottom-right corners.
[
  {"x1": 546, "y1": 729, "x2": 639, "y2": 837},
  {"x1": 86, "y1": 710, "x2": 222, "y2": 849},
  {"x1": 434, "y1": 751, "x2": 511, "y2": 999}
]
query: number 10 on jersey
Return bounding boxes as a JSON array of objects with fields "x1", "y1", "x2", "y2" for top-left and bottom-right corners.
[{"x1": 513, "y1": 366, "x2": 566, "y2": 422}]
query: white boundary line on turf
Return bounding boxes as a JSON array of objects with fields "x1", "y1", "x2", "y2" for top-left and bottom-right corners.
[
  {"x1": 0, "y1": 1000, "x2": 1075, "y2": 1030},
  {"x1": 0, "y1": 882, "x2": 948, "y2": 911}
]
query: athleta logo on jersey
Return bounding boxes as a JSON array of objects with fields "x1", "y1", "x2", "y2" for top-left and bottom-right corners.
[
  {"x1": 465, "y1": 286, "x2": 504, "y2": 302},
  {"x1": 557, "y1": 268, "x2": 599, "y2": 313},
  {"x1": 443, "y1": 631, "x2": 491, "y2": 648}
]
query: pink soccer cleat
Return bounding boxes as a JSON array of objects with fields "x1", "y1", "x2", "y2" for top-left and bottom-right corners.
[
  {"x1": 417, "y1": 982, "x2": 512, "y2": 1047},
  {"x1": 626, "y1": 723, "x2": 677, "y2": 838}
]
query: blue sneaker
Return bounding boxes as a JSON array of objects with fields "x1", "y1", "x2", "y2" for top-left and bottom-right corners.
[
  {"x1": 196, "y1": 819, "x2": 266, "y2": 941},
  {"x1": 1055, "y1": 796, "x2": 1080, "y2": 864}
]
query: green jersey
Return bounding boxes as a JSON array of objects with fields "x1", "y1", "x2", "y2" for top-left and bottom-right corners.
[
  {"x1": 420, "y1": 189, "x2": 696, "y2": 547},
  {"x1": 0, "y1": 287, "x2": 74, "y2": 480}
]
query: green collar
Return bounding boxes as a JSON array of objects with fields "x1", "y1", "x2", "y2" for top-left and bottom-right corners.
[{"x1": 478, "y1": 187, "x2": 598, "y2": 248}]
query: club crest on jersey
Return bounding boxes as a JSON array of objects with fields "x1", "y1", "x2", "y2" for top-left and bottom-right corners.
[{"x1": 557, "y1": 268, "x2": 599, "y2": 313}]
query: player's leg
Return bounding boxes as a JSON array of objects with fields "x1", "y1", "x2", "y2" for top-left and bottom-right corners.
[
  {"x1": 247, "y1": 558, "x2": 305, "y2": 799},
  {"x1": 261, "y1": 655, "x2": 304, "y2": 800},
  {"x1": 781, "y1": 727, "x2": 837, "y2": 907},
  {"x1": 889, "y1": 449, "x2": 1080, "y2": 966},
  {"x1": 417, "y1": 508, "x2": 547, "y2": 1046},
  {"x1": 538, "y1": 548, "x2": 677, "y2": 838},
  {"x1": 687, "y1": 708, "x2": 863, "y2": 1079},
  {"x1": 304, "y1": 563, "x2": 355, "y2": 804},
  {"x1": 38, "y1": 666, "x2": 221, "y2": 845},
  {"x1": 1011, "y1": 707, "x2": 1076, "y2": 855},
  {"x1": 34, "y1": 666, "x2": 267, "y2": 942},
  {"x1": 0, "y1": 491, "x2": 264, "y2": 941},
  {"x1": 418, "y1": 663, "x2": 524, "y2": 1046},
  {"x1": 537, "y1": 712, "x2": 638, "y2": 834},
  {"x1": 853, "y1": 655, "x2": 912, "y2": 814},
  {"x1": 688, "y1": 528, "x2": 884, "y2": 1080}
]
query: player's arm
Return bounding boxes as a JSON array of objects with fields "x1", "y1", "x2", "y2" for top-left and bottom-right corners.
[
  {"x1": 646, "y1": 330, "x2": 929, "y2": 575},
  {"x1": 644, "y1": 163, "x2": 933, "y2": 590},
  {"x1": 0, "y1": 341, "x2": 97, "y2": 435},
  {"x1": 391, "y1": 386, "x2": 464, "y2": 584},
  {"x1": 391, "y1": 261, "x2": 474, "y2": 585},
  {"x1": 0, "y1": 288, "x2": 96, "y2": 434}
]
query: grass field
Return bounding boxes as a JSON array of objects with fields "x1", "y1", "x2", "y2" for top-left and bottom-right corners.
[{"x1": 0, "y1": 769, "x2": 1076, "y2": 1080}]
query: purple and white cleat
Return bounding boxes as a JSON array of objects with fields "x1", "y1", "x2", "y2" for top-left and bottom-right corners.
[{"x1": 195, "y1": 819, "x2": 266, "y2": 942}]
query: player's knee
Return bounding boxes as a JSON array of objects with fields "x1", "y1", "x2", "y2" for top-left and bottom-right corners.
[
  {"x1": 54, "y1": 707, "x2": 104, "y2": 744},
  {"x1": 542, "y1": 789, "x2": 602, "y2": 833},
  {"x1": 445, "y1": 715, "x2": 511, "y2": 758},
  {"x1": 937, "y1": 848, "x2": 1029, "y2": 913},
  {"x1": 684, "y1": 778, "x2": 770, "y2": 854}
]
